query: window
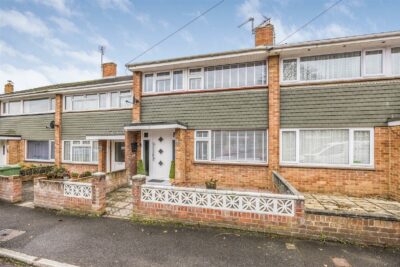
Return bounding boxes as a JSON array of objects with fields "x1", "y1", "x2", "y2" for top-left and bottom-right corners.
[
  {"x1": 255, "y1": 61, "x2": 266, "y2": 85},
  {"x1": 391, "y1": 47, "x2": 400, "y2": 75},
  {"x1": 195, "y1": 130, "x2": 267, "y2": 163},
  {"x1": 205, "y1": 67, "x2": 215, "y2": 89},
  {"x1": 63, "y1": 140, "x2": 98, "y2": 163},
  {"x1": 144, "y1": 74, "x2": 154, "y2": 93},
  {"x1": 300, "y1": 52, "x2": 361, "y2": 81},
  {"x1": 195, "y1": 131, "x2": 209, "y2": 161},
  {"x1": 282, "y1": 59, "x2": 297, "y2": 81},
  {"x1": 173, "y1": 70, "x2": 183, "y2": 90},
  {"x1": 156, "y1": 72, "x2": 171, "y2": 92},
  {"x1": 64, "y1": 91, "x2": 132, "y2": 111},
  {"x1": 365, "y1": 50, "x2": 383, "y2": 75},
  {"x1": 280, "y1": 128, "x2": 373, "y2": 167},
  {"x1": 50, "y1": 98, "x2": 55, "y2": 111},
  {"x1": 26, "y1": 140, "x2": 54, "y2": 161},
  {"x1": 188, "y1": 68, "x2": 202, "y2": 90},
  {"x1": 114, "y1": 142, "x2": 125, "y2": 162}
]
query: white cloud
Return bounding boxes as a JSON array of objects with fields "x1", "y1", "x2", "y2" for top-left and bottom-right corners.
[
  {"x1": 49, "y1": 17, "x2": 80, "y2": 33},
  {"x1": 64, "y1": 50, "x2": 110, "y2": 66},
  {"x1": 0, "y1": 40, "x2": 41, "y2": 63},
  {"x1": 0, "y1": 64, "x2": 51, "y2": 91},
  {"x1": 33, "y1": 0, "x2": 72, "y2": 16},
  {"x1": 88, "y1": 34, "x2": 111, "y2": 50},
  {"x1": 98, "y1": 0, "x2": 132, "y2": 13},
  {"x1": 0, "y1": 9, "x2": 50, "y2": 37},
  {"x1": 135, "y1": 13, "x2": 150, "y2": 25}
]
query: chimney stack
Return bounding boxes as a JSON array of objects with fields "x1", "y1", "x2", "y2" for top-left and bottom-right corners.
[
  {"x1": 102, "y1": 62, "x2": 117, "y2": 78},
  {"x1": 4, "y1": 80, "x2": 14, "y2": 94},
  {"x1": 255, "y1": 22, "x2": 275, "y2": 46}
]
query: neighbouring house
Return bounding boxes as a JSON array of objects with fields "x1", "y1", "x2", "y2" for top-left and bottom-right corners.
[{"x1": 1, "y1": 22, "x2": 399, "y2": 201}]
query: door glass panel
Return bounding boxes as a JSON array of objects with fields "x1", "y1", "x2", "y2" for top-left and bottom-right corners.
[{"x1": 144, "y1": 140, "x2": 150, "y2": 175}]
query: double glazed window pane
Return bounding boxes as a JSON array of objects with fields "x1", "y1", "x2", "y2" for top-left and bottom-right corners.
[
  {"x1": 23, "y1": 98, "x2": 48, "y2": 113},
  {"x1": 282, "y1": 59, "x2": 297, "y2": 81},
  {"x1": 27, "y1": 141, "x2": 50, "y2": 160},
  {"x1": 9, "y1": 101, "x2": 21, "y2": 114},
  {"x1": 299, "y1": 129, "x2": 349, "y2": 165},
  {"x1": 189, "y1": 78, "x2": 201, "y2": 89},
  {"x1": 119, "y1": 91, "x2": 131, "y2": 108},
  {"x1": 300, "y1": 52, "x2": 361, "y2": 81},
  {"x1": 196, "y1": 141, "x2": 208, "y2": 160},
  {"x1": 156, "y1": 72, "x2": 171, "y2": 92},
  {"x1": 282, "y1": 131, "x2": 296, "y2": 162},
  {"x1": 115, "y1": 142, "x2": 125, "y2": 162},
  {"x1": 391, "y1": 48, "x2": 400, "y2": 75},
  {"x1": 173, "y1": 71, "x2": 183, "y2": 90},
  {"x1": 353, "y1": 131, "x2": 370, "y2": 164},
  {"x1": 365, "y1": 50, "x2": 383, "y2": 75},
  {"x1": 144, "y1": 74, "x2": 154, "y2": 92},
  {"x1": 72, "y1": 146, "x2": 91, "y2": 162}
]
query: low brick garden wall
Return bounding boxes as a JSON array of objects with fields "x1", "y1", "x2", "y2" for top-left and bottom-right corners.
[
  {"x1": 106, "y1": 169, "x2": 127, "y2": 193},
  {"x1": 131, "y1": 172, "x2": 400, "y2": 247},
  {"x1": 0, "y1": 175, "x2": 22, "y2": 203},
  {"x1": 34, "y1": 174, "x2": 106, "y2": 215}
]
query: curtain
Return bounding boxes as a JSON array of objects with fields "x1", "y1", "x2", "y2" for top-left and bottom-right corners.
[
  {"x1": 365, "y1": 50, "x2": 383, "y2": 75},
  {"x1": 353, "y1": 131, "x2": 370, "y2": 164},
  {"x1": 72, "y1": 147, "x2": 91, "y2": 162},
  {"x1": 64, "y1": 141, "x2": 71, "y2": 161},
  {"x1": 300, "y1": 51, "x2": 361, "y2": 81},
  {"x1": 27, "y1": 141, "x2": 49, "y2": 160},
  {"x1": 282, "y1": 131, "x2": 296, "y2": 162},
  {"x1": 283, "y1": 59, "x2": 297, "y2": 81},
  {"x1": 299, "y1": 129, "x2": 349, "y2": 165}
]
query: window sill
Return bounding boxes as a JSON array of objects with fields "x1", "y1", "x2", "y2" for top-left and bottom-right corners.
[
  {"x1": 62, "y1": 108, "x2": 132, "y2": 113},
  {"x1": 280, "y1": 76, "x2": 400, "y2": 87},
  {"x1": 25, "y1": 159, "x2": 54, "y2": 163},
  {"x1": 1, "y1": 112, "x2": 55, "y2": 117},
  {"x1": 280, "y1": 164, "x2": 375, "y2": 171},
  {"x1": 62, "y1": 162, "x2": 98, "y2": 165},
  {"x1": 194, "y1": 161, "x2": 268, "y2": 167}
]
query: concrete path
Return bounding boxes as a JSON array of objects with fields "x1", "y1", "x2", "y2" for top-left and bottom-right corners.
[
  {"x1": 0, "y1": 202, "x2": 399, "y2": 267},
  {"x1": 105, "y1": 187, "x2": 132, "y2": 219}
]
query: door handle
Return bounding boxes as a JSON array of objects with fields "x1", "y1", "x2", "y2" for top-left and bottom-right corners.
[{"x1": 152, "y1": 142, "x2": 155, "y2": 161}]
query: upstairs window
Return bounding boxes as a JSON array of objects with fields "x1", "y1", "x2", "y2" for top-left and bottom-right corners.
[
  {"x1": 156, "y1": 72, "x2": 171, "y2": 92},
  {"x1": 282, "y1": 59, "x2": 297, "y2": 81},
  {"x1": 391, "y1": 47, "x2": 400, "y2": 75},
  {"x1": 144, "y1": 74, "x2": 154, "y2": 93},
  {"x1": 2, "y1": 101, "x2": 22, "y2": 115},
  {"x1": 64, "y1": 91, "x2": 132, "y2": 111},
  {"x1": 188, "y1": 68, "x2": 202, "y2": 90},
  {"x1": 300, "y1": 52, "x2": 361, "y2": 81},
  {"x1": 173, "y1": 70, "x2": 183, "y2": 90},
  {"x1": 23, "y1": 98, "x2": 51, "y2": 113},
  {"x1": 364, "y1": 50, "x2": 383, "y2": 75}
]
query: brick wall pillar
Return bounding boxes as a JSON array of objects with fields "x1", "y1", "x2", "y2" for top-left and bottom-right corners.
[
  {"x1": 131, "y1": 176, "x2": 146, "y2": 210},
  {"x1": 7, "y1": 140, "x2": 22, "y2": 164},
  {"x1": 132, "y1": 71, "x2": 142, "y2": 123},
  {"x1": 174, "y1": 128, "x2": 186, "y2": 184},
  {"x1": 268, "y1": 55, "x2": 280, "y2": 175},
  {"x1": 389, "y1": 126, "x2": 400, "y2": 201},
  {"x1": 92, "y1": 173, "x2": 106, "y2": 214},
  {"x1": 98, "y1": 140, "x2": 107, "y2": 172},
  {"x1": 125, "y1": 131, "x2": 138, "y2": 178},
  {"x1": 54, "y1": 94, "x2": 63, "y2": 166},
  {"x1": 0, "y1": 176, "x2": 22, "y2": 203}
]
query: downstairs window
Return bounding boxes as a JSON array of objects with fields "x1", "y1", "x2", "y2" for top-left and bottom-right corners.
[
  {"x1": 280, "y1": 128, "x2": 373, "y2": 167},
  {"x1": 26, "y1": 140, "x2": 55, "y2": 161},
  {"x1": 195, "y1": 130, "x2": 267, "y2": 163},
  {"x1": 63, "y1": 140, "x2": 98, "y2": 163}
]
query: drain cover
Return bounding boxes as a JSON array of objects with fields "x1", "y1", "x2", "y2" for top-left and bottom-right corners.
[{"x1": 0, "y1": 229, "x2": 25, "y2": 242}]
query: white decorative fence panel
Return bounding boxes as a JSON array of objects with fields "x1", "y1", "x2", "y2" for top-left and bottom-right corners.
[
  {"x1": 64, "y1": 182, "x2": 92, "y2": 199},
  {"x1": 141, "y1": 185, "x2": 300, "y2": 216}
]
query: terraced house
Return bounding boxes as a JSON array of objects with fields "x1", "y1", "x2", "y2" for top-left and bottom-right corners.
[{"x1": 1, "y1": 22, "x2": 400, "y2": 201}]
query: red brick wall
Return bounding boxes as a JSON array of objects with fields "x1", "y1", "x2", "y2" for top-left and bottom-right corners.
[
  {"x1": 390, "y1": 126, "x2": 400, "y2": 201},
  {"x1": 180, "y1": 130, "x2": 270, "y2": 190},
  {"x1": 132, "y1": 71, "x2": 142, "y2": 123},
  {"x1": 62, "y1": 163, "x2": 98, "y2": 175},
  {"x1": 280, "y1": 127, "x2": 390, "y2": 197},
  {"x1": 268, "y1": 55, "x2": 280, "y2": 176},
  {"x1": 255, "y1": 24, "x2": 274, "y2": 46},
  {"x1": 106, "y1": 169, "x2": 127, "y2": 193},
  {"x1": 0, "y1": 176, "x2": 22, "y2": 203},
  {"x1": 54, "y1": 94, "x2": 62, "y2": 166},
  {"x1": 102, "y1": 63, "x2": 116, "y2": 78}
]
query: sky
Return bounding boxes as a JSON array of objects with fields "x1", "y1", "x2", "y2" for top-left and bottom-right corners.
[{"x1": 0, "y1": 0, "x2": 399, "y2": 92}]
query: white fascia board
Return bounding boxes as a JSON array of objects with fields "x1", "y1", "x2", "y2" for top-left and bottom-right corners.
[
  {"x1": 124, "y1": 124, "x2": 187, "y2": 131},
  {"x1": 388, "y1": 121, "x2": 400, "y2": 126},
  {"x1": 0, "y1": 136, "x2": 21, "y2": 140},
  {"x1": 85, "y1": 135, "x2": 125, "y2": 141}
]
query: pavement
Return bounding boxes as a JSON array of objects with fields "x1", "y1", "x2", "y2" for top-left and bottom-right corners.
[{"x1": 0, "y1": 202, "x2": 399, "y2": 267}]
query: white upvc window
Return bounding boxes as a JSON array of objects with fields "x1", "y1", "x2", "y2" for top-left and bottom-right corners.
[
  {"x1": 280, "y1": 128, "x2": 374, "y2": 168},
  {"x1": 172, "y1": 70, "x2": 184, "y2": 90},
  {"x1": 364, "y1": 49, "x2": 384, "y2": 76},
  {"x1": 155, "y1": 72, "x2": 171, "y2": 92},
  {"x1": 25, "y1": 140, "x2": 55, "y2": 162},
  {"x1": 62, "y1": 140, "x2": 98, "y2": 164},
  {"x1": 1, "y1": 98, "x2": 56, "y2": 116},
  {"x1": 188, "y1": 68, "x2": 203, "y2": 90},
  {"x1": 144, "y1": 73, "x2": 154, "y2": 93},
  {"x1": 64, "y1": 91, "x2": 132, "y2": 111},
  {"x1": 195, "y1": 130, "x2": 267, "y2": 163},
  {"x1": 282, "y1": 58, "x2": 298, "y2": 81},
  {"x1": 391, "y1": 47, "x2": 400, "y2": 75}
]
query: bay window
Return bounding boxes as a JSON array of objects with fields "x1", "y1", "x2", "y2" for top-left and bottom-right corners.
[
  {"x1": 364, "y1": 50, "x2": 383, "y2": 75},
  {"x1": 280, "y1": 128, "x2": 373, "y2": 167},
  {"x1": 195, "y1": 130, "x2": 267, "y2": 163},
  {"x1": 26, "y1": 140, "x2": 55, "y2": 161},
  {"x1": 392, "y1": 47, "x2": 400, "y2": 75},
  {"x1": 63, "y1": 140, "x2": 98, "y2": 163}
]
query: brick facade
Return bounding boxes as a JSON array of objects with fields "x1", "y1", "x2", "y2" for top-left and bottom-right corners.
[
  {"x1": 0, "y1": 175, "x2": 22, "y2": 203},
  {"x1": 255, "y1": 24, "x2": 274, "y2": 46},
  {"x1": 54, "y1": 94, "x2": 62, "y2": 166},
  {"x1": 132, "y1": 71, "x2": 142, "y2": 123},
  {"x1": 268, "y1": 55, "x2": 280, "y2": 177},
  {"x1": 62, "y1": 163, "x2": 98, "y2": 174},
  {"x1": 390, "y1": 126, "x2": 400, "y2": 201},
  {"x1": 102, "y1": 62, "x2": 117, "y2": 78}
]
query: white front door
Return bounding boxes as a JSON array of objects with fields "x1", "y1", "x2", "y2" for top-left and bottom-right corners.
[
  {"x1": 146, "y1": 129, "x2": 174, "y2": 181},
  {"x1": 0, "y1": 141, "x2": 7, "y2": 166},
  {"x1": 111, "y1": 141, "x2": 125, "y2": 171}
]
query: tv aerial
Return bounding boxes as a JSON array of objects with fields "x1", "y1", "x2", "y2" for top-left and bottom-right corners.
[{"x1": 238, "y1": 15, "x2": 271, "y2": 34}]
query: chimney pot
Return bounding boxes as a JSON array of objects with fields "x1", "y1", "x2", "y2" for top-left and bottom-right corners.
[
  {"x1": 102, "y1": 62, "x2": 117, "y2": 78},
  {"x1": 4, "y1": 81, "x2": 14, "y2": 94},
  {"x1": 255, "y1": 23, "x2": 275, "y2": 46}
]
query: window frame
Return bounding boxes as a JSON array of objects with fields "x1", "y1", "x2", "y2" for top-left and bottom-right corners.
[
  {"x1": 188, "y1": 68, "x2": 204, "y2": 90},
  {"x1": 1, "y1": 98, "x2": 55, "y2": 116},
  {"x1": 279, "y1": 128, "x2": 374, "y2": 168},
  {"x1": 194, "y1": 129, "x2": 268, "y2": 164},
  {"x1": 363, "y1": 49, "x2": 385, "y2": 77},
  {"x1": 62, "y1": 140, "x2": 99, "y2": 164},
  {"x1": 25, "y1": 140, "x2": 55, "y2": 162},
  {"x1": 281, "y1": 58, "x2": 299, "y2": 82},
  {"x1": 390, "y1": 47, "x2": 400, "y2": 75}
]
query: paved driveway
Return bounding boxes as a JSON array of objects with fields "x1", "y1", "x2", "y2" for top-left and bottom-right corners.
[{"x1": 0, "y1": 202, "x2": 399, "y2": 267}]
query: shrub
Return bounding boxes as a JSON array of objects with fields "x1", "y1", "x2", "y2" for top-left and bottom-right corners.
[
  {"x1": 46, "y1": 166, "x2": 70, "y2": 179},
  {"x1": 137, "y1": 160, "x2": 146, "y2": 175},
  {"x1": 79, "y1": 171, "x2": 92, "y2": 178},
  {"x1": 169, "y1": 160, "x2": 175, "y2": 179},
  {"x1": 205, "y1": 178, "x2": 218, "y2": 189},
  {"x1": 71, "y1": 172, "x2": 79, "y2": 178}
]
